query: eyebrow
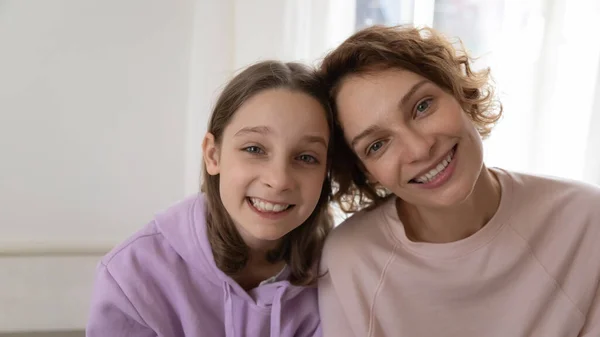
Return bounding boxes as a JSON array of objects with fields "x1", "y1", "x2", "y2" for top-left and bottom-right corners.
[
  {"x1": 234, "y1": 125, "x2": 328, "y2": 149},
  {"x1": 234, "y1": 125, "x2": 271, "y2": 137},
  {"x1": 349, "y1": 80, "x2": 430, "y2": 150},
  {"x1": 302, "y1": 135, "x2": 328, "y2": 149},
  {"x1": 399, "y1": 79, "x2": 430, "y2": 108},
  {"x1": 350, "y1": 125, "x2": 383, "y2": 150}
]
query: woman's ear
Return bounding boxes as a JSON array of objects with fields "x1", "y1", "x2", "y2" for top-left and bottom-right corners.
[
  {"x1": 202, "y1": 132, "x2": 220, "y2": 175},
  {"x1": 357, "y1": 162, "x2": 378, "y2": 185}
]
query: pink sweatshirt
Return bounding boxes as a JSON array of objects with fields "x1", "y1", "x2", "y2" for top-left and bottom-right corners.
[{"x1": 319, "y1": 169, "x2": 600, "y2": 337}]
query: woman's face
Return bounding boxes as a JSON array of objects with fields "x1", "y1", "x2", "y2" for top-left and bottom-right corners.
[{"x1": 335, "y1": 68, "x2": 485, "y2": 208}]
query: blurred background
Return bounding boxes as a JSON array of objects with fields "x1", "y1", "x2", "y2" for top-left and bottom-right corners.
[{"x1": 1, "y1": 0, "x2": 599, "y2": 335}]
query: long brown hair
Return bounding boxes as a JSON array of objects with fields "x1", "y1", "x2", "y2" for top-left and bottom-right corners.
[
  {"x1": 201, "y1": 60, "x2": 333, "y2": 286},
  {"x1": 320, "y1": 25, "x2": 503, "y2": 212}
]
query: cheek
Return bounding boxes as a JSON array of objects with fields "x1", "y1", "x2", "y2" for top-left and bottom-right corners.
[
  {"x1": 454, "y1": 103, "x2": 478, "y2": 132},
  {"x1": 219, "y1": 155, "x2": 255, "y2": 186},
  {"x1": 300, "y1": 168, "x2": 327, "y2": 199},
  {"x1": 429, "y1": 99, "x2": 469, "y2": 135},
  {"x1": 363, "y1": 152, "x2": 400, "y2": 185},
  {"x1": 459, "y1": 113, "x2": 484, "y2": 145},
  {"x1": 371, "y1": 167, "x2": 396, "y2": 187},
  {"x1": 433, "y1": 110, "x2": 465, "y2": 136}
]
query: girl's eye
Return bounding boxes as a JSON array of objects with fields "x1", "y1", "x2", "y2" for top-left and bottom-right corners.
[
  {"x1": 297, "y1": 154, "x2": 318, "y2": 164},
  {"x1": 243, "y1": 146, "x2": 264, "y2": 154},
  {"x1": 366, "y1": 140, "x2": 385, "y2": 156},
  {"x1": 415, "y1": 98, "x2": 433, "y2": 116}
]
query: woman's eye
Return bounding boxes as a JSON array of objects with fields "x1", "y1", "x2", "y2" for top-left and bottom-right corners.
[
  {"x1": 297, "y1": 154, "x2": 318, "y2": 164},
  {"x1": 243, "y1": 146, "x2": 264, "y2": 154},
  {"x1": 415, "y1": 98, "x2": 433, "y2": 116},
  {"x1": 366, "y1": 140, "x2": 385, "y2": 156}
]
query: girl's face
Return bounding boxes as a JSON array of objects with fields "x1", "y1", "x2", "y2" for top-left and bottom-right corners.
[
  {"x1": 335, "y1": 68, "x2": 485, "y2": 208},
  {"x1": 203, "y1": 88, "x2": 329, "y2": 249}
]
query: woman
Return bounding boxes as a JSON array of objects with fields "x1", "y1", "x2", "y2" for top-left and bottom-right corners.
[{"x1": 318, "y1": 25, "x2": 600, "y2": 337}]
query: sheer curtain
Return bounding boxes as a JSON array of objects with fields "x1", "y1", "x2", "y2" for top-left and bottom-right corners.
[{"x1": 292, "y1": 0, "x2": 600, "y2": 184}]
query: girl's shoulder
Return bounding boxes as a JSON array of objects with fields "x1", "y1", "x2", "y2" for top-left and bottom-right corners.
[
  {"x1": 100, "y1": 219, "x2": 163, "y2": 268},
  {"x1": 100, "y1": 193, "x2": 205, "y2": 271}
]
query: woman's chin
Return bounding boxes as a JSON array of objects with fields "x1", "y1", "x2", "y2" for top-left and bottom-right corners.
[{"x1": 401, "y1": 179, "x2": 475, "y2": 209}]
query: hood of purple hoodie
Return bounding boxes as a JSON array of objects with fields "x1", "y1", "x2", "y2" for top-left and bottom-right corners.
[{"x1": 153, "y1": 194, "x2": 305, "y2": 337}]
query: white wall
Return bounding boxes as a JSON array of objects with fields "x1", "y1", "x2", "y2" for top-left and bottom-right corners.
[
  {"x1": 0, "y1": 0, "x2": 193, "y2": 247},
  {"x1": 232, "y1": 0, "x2": 355, "y2": 69},
  {"x1": 0, "y1": 256, "x2": 100, "y2": 332},
  {"x1": 583, "y1": 60, "x2": 600, "y2": 185},
  {"x1": 0, "y1": 0, "x2": 230, "y2": 331},
  {"x1": 184, "y1": 0, "x2": 234, "y2": 195}
]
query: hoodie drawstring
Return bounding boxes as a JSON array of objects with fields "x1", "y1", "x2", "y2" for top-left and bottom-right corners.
[
  {"x1": 223, "y1": 282, "x2": 235, "y2": 337},
  {"x1": 270, "y1": 286, "x2": 287, "y2": 337},
  {"x1": 223, "y1": 281, "x2": 287, "y2": 337}
]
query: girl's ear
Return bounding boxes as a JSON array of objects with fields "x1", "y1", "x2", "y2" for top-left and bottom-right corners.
[{"x1": 202, "y1": 132, "x2": 220, "y2": 175}]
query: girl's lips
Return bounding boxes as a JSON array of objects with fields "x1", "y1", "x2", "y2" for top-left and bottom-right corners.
[{"x1": 246, "y1": 198, "x2": 295, "y2": 220}]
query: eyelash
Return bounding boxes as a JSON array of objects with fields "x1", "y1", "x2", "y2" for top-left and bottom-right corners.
[
  {"x1": 414, "y1": 97, "x2": 434, "y2": 117},
  {"x1": 363, "y1": 97, "x2": 434, "y2": 157},
  {"x1": 243, "y1": 146, "x2": 264, "y2": 154},
  {"x1": 242, "y1": 146, "x2": 320, "y2": 164},
  {"x1": 365, "y1": 139, "x2": 387, "y2": 156},
  {"x1": 297, "y1": 154, "x2": 319, "y2": 164}
]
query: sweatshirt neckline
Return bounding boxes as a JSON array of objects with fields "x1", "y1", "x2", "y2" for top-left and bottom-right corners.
[{"x1": 383, "y1": 168, "x2": 515, "y2": 259}]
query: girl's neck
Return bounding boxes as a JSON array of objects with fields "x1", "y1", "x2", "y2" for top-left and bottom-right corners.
[
  {"x1": 233, "y1": 239, "x2": 286, "y2": 291},
  {"x1": 234, "y1": 254, "x2": 286, "y2": 291},
  {"x1": 398, "y1": 165, "x2": 501, "y2": 244}
]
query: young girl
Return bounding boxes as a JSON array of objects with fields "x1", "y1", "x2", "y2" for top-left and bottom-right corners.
[{"x1": 86, "y1": 60, "x2": 333, "y2": 337}]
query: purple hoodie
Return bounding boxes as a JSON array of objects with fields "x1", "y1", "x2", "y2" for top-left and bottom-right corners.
[{"x1": 86, "y1": 194, "x2": 322, "y2": 337}]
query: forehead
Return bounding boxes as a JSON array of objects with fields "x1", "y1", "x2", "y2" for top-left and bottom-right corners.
[
  {"x1": 224, "y1": 88, "x2": 330, "y2": 140},
  {"x1": 335, "y1": 69, "x2": 427, "y2": 135}
]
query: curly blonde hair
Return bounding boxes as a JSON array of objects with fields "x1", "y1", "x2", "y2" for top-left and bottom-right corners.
[{"x1": 320, "y1": 25, "x2": 503, "y2": 212}]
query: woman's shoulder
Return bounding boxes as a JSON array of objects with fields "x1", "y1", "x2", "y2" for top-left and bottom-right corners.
[
  {"x1": 498, "y1": 168, "x2": 600, "y2": 206},
  {"x1": 497, "y1": 168, "x2": 600, "y2": 239},
  {"x1": 321, "y1": 198, "x2": 395, "y2": 268}
]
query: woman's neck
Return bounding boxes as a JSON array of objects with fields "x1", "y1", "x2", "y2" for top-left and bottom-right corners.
[{"x1": 398, "y1": 166, "x2": 502, "y2": 244}]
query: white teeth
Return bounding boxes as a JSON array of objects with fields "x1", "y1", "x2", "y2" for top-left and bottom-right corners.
[
  {"x1": 415, "y1": 150, "x2": 454, "y2": 183},
  {"x1": 249, "y1": 198, "x2": 290, "y2": 213},
  {"x1": 274, "y1": 204, "x2": 288, "y2": 212}
]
